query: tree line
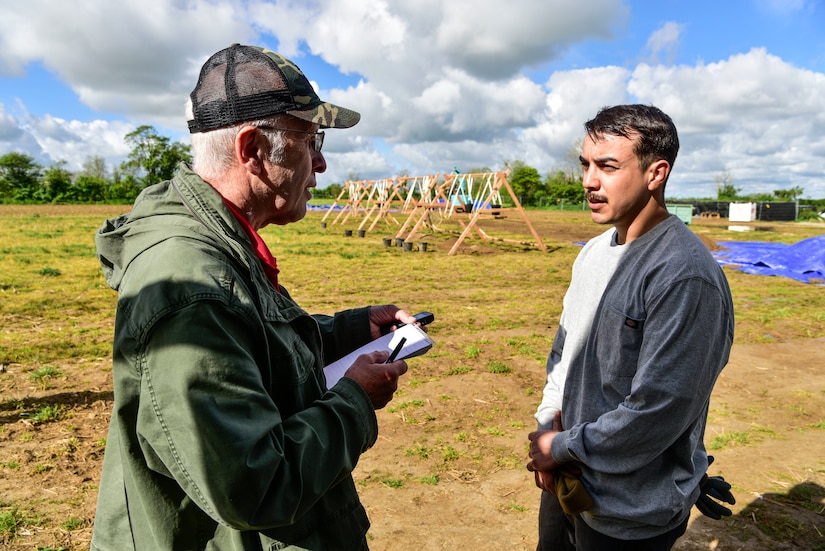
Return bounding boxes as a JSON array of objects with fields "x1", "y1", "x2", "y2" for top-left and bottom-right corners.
[
  {"x1": 1, "y1": 126, "x2": 821, "y2": 214},
  {"x1": 0, "y1": 126, "x2": 191, "y2": 204}
]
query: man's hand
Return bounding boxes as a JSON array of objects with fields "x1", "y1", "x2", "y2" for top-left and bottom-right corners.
[
  {"x1": 343, "y1": 351, "x2": 408, "y2": 410},
  {"x1": 526, "y1": 430, "x2": 560, "y2": 473},
  {"x1": 695, "y1": 456, "x2": 736, "y2": 520},
  {"x1": 552, "y1": 410, "x2": 563, "y2": 432},
  {"x1": 533, "y1": 470, "x2": 557, "y2": 494},
  {"x1": 368, "y1": 305, "x2": 417, "y2": 339}
]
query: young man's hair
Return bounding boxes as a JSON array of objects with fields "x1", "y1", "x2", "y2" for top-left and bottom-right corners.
[{"x1": 584, "y1": 104, "x2": 680, "y2": 176}]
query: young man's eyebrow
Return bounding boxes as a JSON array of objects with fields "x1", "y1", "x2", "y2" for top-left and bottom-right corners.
[{"x1": 580, "y1": 154, "x2": 621, "y2": 165}]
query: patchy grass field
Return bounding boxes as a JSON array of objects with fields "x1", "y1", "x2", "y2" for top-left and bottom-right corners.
[{"x1": 1, "y1": 204, "x2": 824, "y2": 550}]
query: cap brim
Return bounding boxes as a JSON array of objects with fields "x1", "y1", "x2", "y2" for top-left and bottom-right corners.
[{"x1": 287, "y1": 102, "x2": 361, "y2": 129}]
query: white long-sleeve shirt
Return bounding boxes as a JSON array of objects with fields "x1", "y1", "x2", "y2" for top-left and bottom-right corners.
[{"x1": 535, "y1": 228, "x2": 627, "y2": 429}]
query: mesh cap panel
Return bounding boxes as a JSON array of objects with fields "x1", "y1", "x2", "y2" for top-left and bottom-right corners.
[{"x1": 187, "y1": 44, "x2": 360, "y2": 133}]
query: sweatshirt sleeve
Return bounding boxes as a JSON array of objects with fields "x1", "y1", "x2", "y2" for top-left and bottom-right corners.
[{"x1": 551, "y1": 276, "x2": 733, "y2": 473}]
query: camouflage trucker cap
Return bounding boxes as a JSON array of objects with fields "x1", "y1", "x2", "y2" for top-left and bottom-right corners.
[{"x1": 187, "y1": 44, "x2": 360, "y2": 133}]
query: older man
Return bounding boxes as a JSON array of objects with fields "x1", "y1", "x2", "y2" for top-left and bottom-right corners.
[{"x1": 92, "y1": 44, "x2": 414, "y2": 551}]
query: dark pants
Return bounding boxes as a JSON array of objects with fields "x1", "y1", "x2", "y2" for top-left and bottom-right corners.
[
  {"x1": 538, "y1": 490, "x2": 689, "y2": 551},
  {"x1": 537, "y1": 491, "x2": 575, "y2": 551},
  {"x1": 573, "y1": 514, "x2": 688, "y2": 551}
]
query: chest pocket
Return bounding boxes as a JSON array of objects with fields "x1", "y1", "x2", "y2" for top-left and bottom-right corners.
[
  {"x1": 259, "y1": 318, "x2": 326, "y2": 419},
  {"x1": 595, "y1": 303, "x2": 645, "y2": 394},
  {"x1": 255, "y1": 282, "x2": 319, "y2": 380},
  {"x1": 266, "y1": 326, "x2": 317, "y2": 385},
  {"x1": 240, "y1": 271, "x2": 324, "y2": 409}
]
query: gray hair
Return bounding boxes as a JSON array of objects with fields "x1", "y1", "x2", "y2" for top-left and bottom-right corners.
[{"x1": 187, "y1": 99, "x2": 287, "y2": 180}]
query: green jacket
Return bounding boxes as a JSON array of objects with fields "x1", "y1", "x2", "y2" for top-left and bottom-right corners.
[{"x1": 91, "y1": 165, "x2": 378, "y2": 551}]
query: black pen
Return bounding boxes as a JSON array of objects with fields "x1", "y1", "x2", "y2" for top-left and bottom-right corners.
[{"x1": 385, "y1": 337, "x2": 406, "y2": 364}]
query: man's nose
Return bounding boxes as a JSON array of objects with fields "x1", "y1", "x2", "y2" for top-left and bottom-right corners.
[
  {"x1": 312, "y1": 150, "x2": 327, "y2": 174},
  {"x1": 582, "y1": 167, "x2": 596, "y2": 189}
]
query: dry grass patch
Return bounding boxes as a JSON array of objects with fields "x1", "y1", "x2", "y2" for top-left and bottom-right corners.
[{"x1": 1, "y1": 205, "x2": 823, "y2": 550}]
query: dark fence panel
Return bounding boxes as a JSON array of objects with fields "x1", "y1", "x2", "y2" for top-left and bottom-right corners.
[
  {"x1": 691, "y1": 201, "x2": 798, "y2": 221},
  {"x1": 694, "y1": 202, "x2": 730, "y2": 218},
  {"x1": 756, "y1": 202, "x2": 797, "y2": 221}
]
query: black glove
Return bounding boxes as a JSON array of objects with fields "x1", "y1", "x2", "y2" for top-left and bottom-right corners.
[{"x1": 695, "y1": 455, "x2": 736, "y2": 520}]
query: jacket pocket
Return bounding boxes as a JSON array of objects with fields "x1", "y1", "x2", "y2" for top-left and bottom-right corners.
[
  {"x1": 596, "y1": 303, "x2": 645, "y2": 388},
  {"x1": 267, "y1": 328, "x2": 316, "y2": 386}
]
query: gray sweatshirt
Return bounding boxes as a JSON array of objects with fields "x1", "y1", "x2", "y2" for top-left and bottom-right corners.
[{"x1": 549, "y1": 215, "x2": 735, "y2": 540}]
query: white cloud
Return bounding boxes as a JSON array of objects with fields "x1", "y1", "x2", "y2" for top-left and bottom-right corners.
[
  {"x1": 430, "y1": 0, "x2": 626, "y2": 80},
  {"x1": 29, "y1": 115, "x2": 135, "y2": 168},
  {"x1": 0, "y1": 104, "x2": 24, "y2": 141},
  {"x1": 326, "y1": 147, "x2": 396, "y2": 183},
  {"x1": 1, "y1": 1, "x2": 824, "y2": 198},
  {"x1": 0, "y1": 1, "x2": 252, "y2": 125},
  {"x1": 645, "y1": 22, "x2": 684, "y2": 65},
  {"x1": 754, "y1": 0, "x2": 817, "y2": 16},
  {"x1": 266, "y1": 0, "x2": 626, "y2": 83},
  {"x1": 250, "y1": 0, "x2": 622, "y2": 147},
  {"x1": 629, "y1": 48, "x2": 825, "y2": 196},
  {"x1": 531, "y1": 66, "x2": 632, "y2": 148}
]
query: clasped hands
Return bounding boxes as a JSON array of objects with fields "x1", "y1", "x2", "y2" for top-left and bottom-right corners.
[
  {"x1": 526, "y1": 411, "x2": 568, "y2": 494},
  {"x1": 526, "y1": 413, "x2": 735, "y2": 520}
]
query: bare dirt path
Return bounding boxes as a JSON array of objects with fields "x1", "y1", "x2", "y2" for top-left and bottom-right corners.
[{"x1": 355, "y1": 337, "x2": 825, "y2": 551}]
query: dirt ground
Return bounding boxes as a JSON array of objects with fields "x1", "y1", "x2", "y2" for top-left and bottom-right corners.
[{"x1": 1, "y1": 208, "x2": 823, "y2": 550}]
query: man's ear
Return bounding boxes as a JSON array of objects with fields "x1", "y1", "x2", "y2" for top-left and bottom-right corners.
[
  {"x1": 235, "y1": 126, "x2": 264, "y2": 176},
  {"x1": 647, "y1": 159, "x2": 671, "y2": 192}
]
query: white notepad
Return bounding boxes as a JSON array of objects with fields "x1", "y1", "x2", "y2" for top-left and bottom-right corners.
[{"x1": 323, "y1": 323, "x2": 434, "y2": 387}]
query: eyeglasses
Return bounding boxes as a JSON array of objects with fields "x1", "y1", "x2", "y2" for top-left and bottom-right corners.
[{"x1": 255, "y1": 126, "x2": 325, "y2": 153}]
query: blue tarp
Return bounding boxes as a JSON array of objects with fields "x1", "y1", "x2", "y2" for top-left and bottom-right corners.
[{"x1": 713, "y1": 234, "x2": 825, "y2": 285}]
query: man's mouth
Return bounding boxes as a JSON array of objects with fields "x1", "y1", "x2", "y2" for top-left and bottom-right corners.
[{"x1": 586, "y1": 192, "x2": 606, "y2": 204}]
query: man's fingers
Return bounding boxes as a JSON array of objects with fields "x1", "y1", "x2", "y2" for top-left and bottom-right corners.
[
  {"x1": 552, "y1": 410, "x2": 563, "y2": 431},
  {"x1": 696, "y1": 495, "x2": 731, "y2": 520},
  {"x1": 702, "y1": 475, "x2": 736, "y2": 504},
  {"x1": 707, "y1": 483, "x2": 735, "y2": 504},
  {"x1": 695, "y1": 496, "x2": 720, "y2": 520}
]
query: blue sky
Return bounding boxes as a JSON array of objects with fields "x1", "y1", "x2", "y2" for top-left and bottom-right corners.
[{"x1": 1, "y1": 0, "x2": 824, "y2": 198}]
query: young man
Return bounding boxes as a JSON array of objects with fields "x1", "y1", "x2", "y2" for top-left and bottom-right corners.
[
  {"x1": 528, "y1": 104, "x2": 735, "y2": 550},
  {"x1": 91, "y1": 44, "x2": 416, "y2": 551}
]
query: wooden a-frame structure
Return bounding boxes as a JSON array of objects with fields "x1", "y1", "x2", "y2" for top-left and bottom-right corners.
[
  {"x1": 446, "y1": 171, "x2": 546, "y2": 255},
  {"x1": 394, "y1": 171, "x2": 546, "y2": 255},
  {"x1": 357, "y1": 178, "x2": 409, "y2": 232},
  {"x1": 393, "y1": 174, "x2": 453, "y2": 242}
]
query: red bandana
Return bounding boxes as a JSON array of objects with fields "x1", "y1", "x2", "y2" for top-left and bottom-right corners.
[{"x1": 222, "y1": 199, "x2": 281, "y2": 292}]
